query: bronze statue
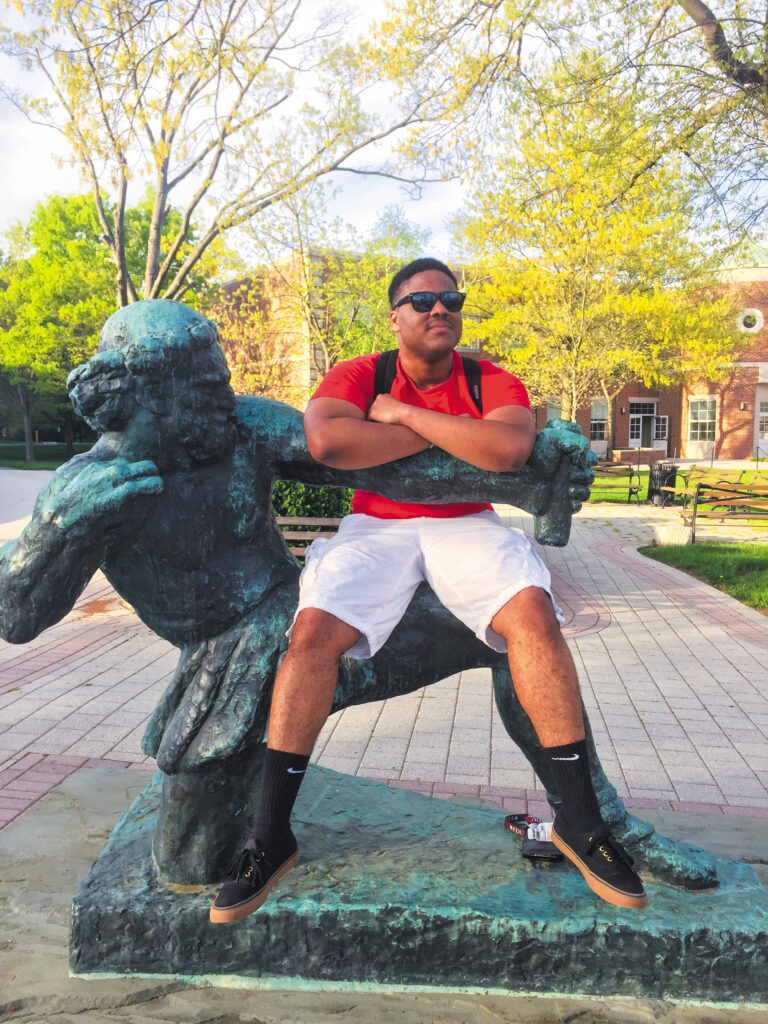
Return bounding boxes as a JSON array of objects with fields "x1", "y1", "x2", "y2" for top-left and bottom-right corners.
[{"x1": 0, "y1": 300, "x2": 717, "y2": 890}]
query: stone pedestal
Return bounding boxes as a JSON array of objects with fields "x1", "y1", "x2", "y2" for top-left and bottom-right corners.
[{"x1": 71, "y1": 768, "x2": 768, "y2": 1001}]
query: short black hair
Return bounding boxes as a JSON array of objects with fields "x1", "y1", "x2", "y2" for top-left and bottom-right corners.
[{"x1": 388, "y1": 258, "x2": 458, "y2": 308}]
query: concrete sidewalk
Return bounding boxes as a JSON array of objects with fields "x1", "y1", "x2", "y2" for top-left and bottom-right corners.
[
  {"x1": 2, "y1": 468, "x2": 768, "y2": 1019},
  {"x1": 2, "y1": 481, "x2": 768, "y2": 825},
  {"x1": 2, "y1": 762, "x2": 765, "y2": 1023}
]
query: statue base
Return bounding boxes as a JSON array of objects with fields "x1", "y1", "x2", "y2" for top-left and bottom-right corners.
[{"x1": 71, "y1": 768, "x2": 768, "y2": 1001}]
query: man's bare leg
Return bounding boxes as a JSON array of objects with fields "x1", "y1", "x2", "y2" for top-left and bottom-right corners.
[
  {"x1": 268, "y1": 608, "x2": 362, "y2": 753},
  {"x1": 211, "y1": 608, "x2": 360, "y2": 922},
  {"x1": 491, "y1": 586, "x2": 584, "y2": 747},
  {"x1": 492, "y1": 586, "x2": 646, "y2": 909}
]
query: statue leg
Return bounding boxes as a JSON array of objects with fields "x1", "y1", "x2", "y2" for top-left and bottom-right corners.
[
  {"x1": 153, "y1": 740, "x2": 266, "y2": 886},
  {"x1": 144, "y1": 604, "x2": 292, "y2": 886},
  {"x1": 491, "y1": 661, "x2": 718, "y2": 890}
]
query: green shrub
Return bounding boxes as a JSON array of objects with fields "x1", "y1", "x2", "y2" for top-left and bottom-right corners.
[
  {"x1": 0, "y1": 442, "x2": 93, "y2": 461},
  {"x1": 271, "y1": 480, "x2": 352, "y2": 518}
]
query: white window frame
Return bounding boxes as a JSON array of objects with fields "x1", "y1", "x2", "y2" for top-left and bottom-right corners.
[
  {"x1": 688, "y1": 396, "x2": 717, "y2": 442},
  {"x1": 759, "y1": 401, "x2": 768, "y2": 441},
  {"x1": 590, "y1": 400, "x2": 607, "y2": 441}
]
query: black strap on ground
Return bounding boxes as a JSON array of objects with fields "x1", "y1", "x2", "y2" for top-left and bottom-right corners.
[{"x1": 372, "y1": 349, "x2": 483, "y2": 414}]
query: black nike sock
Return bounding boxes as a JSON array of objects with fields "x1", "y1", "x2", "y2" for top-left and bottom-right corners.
[
  {"x1": 251, "y1": 747, "x2": 309, "y2": 858},
  {"x1": 543, "y1": 738, "x2": 603, "y2": 833}
]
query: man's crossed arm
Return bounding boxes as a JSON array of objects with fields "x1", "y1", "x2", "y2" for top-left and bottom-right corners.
[
  {"x1": 303, "y1": 394, "x2": 537, "y2": 473},
  {"x1": 260, "y1": 398, "x2": 593, "y2": 518}
]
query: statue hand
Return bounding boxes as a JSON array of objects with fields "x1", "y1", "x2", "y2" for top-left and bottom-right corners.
[
  {"x1": 528, "y1": 419, "x2": 596, "y2": 513},
  {"x1": 42, "y1": 457, "x2": 164, "y2": 534}
]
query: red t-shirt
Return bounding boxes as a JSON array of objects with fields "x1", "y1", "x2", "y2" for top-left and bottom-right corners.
[{"x1": 310, "y1": 351, "x2": 531, "y2": 519}]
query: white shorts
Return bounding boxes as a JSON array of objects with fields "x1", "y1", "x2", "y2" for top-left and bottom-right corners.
[{"x1": 291, "y1": 511, "x2": 563, "y2": 659}]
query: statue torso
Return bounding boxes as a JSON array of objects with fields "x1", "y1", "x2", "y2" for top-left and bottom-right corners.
[{"x1": 101, "y1": 442, "x2": 299, "y2": 646}]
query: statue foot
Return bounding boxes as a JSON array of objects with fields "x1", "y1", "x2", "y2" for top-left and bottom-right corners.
[
  {"x1": 615, "y1": 813, "x2": 719, "y2": 891},
  {"x1": 153, "y1": 744, "x2": 265, "y2": 886}
]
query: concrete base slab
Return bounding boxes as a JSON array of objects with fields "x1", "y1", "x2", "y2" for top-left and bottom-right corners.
[{"x1": 71, "y1": 767, "x2": 768, "y2": 1002}]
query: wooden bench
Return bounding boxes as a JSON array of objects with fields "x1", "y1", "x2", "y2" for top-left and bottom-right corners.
[
  {"x1": 660, "y1": 468, "x2": 747, "y2": 509},
  {"x1": 591, "y1": 462, "x2": 642, "y2": 503},
  {"x1": 675, "y1": 481, "x2": 768, "y2": 542},
  {"x1": 275, "y1": 516, "x2": 342, "y2": 559}
]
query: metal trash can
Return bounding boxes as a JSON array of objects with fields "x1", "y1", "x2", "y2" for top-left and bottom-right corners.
[{"x1": 647, "y1": 462, "x2": 678, "y2": 505}]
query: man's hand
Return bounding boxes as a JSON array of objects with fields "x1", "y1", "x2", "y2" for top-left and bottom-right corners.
[
  {"x1": 42, "y1": 458, "x2": 164, "y2": 534},
  {"x1": 367, "y1": 393, "x2": 407, "y2": 425},
  {"x1": 369, "y1": 397, "x2": 535, "y2": 473}
]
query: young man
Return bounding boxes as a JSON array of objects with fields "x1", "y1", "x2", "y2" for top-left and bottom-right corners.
[{"x1": 210, "y1": 258, "x2": 646, "y2": 922}]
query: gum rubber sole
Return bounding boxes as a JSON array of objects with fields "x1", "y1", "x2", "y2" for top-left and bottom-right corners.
[
  {"x1": 551, "y1": 829, "x2": 647, "y2": 910},
  {"x1": 209, "y1": 851, "x2": 300, "y2": 923}
]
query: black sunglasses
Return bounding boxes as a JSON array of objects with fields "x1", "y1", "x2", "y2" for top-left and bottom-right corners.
[{"x1": 393, "y1": 290, "x2": 466, "y2": 313}]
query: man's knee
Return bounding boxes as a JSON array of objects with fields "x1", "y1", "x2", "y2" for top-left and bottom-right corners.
[
  {"x1": 289, "y1": 608, "x2": 361, "y2": 660},
  {"x1": 492, "y1": 586, "x2": 561, "y2": 640}
]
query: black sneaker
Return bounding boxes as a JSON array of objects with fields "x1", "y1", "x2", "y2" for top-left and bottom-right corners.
[
  {"x1": 209, "y1": 836, "x2": 299, "y2": 923},
  {"x1": 551, "y1": 813, "x2": 647, "y2": 910}
]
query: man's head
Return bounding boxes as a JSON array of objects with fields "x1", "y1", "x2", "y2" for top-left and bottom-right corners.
[
  {"x1": 68, "y1": 300, "x2": 237, "y2": 463},
  {"x1": 388, "y1": 258, "x2": 464, "y2": 360},
  {"x1": 387, "y1": 257, "x2": 459, "y2": 310}
]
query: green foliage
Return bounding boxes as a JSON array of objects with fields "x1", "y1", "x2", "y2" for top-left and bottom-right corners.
[
  {"x1": 210, "y1": 194, "x2": 431, "y2": 406},
  {"x1": 271, "y1": 480, "x2": 352, "y2": 518},
  {"x1": 640, "y1": 542, "x2": 768, "y2": 612},
  {"x1": 2, "y1": 1, "x2": 436, "y2": 304},
  {"x1": 0, "y1": 442, "x2": 93, "y2": 461},
  {"x1": 249, "y1": 191, "x2": 432, "y2": 375},
  {"x1": 456, "y1": 75, "x2": 742, "y2": 427},
  {"x1": 0, "y1": 193, "x2": 117, "y2": 456},
  {"x1": 0, "y1": 193, "x2": 116, "y2": 399}
]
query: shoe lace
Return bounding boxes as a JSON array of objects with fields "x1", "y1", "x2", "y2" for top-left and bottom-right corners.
[
  {"x1": 585, "y1": 833, "x2": 635, "y2": 869},
  {"x1": 227, "y1": 842, "x2": 271, "y2": 884}
]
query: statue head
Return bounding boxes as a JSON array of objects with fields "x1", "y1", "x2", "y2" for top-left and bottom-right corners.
[{"x1": 68, "y1": 300, "x2": 237, "y2": 464}]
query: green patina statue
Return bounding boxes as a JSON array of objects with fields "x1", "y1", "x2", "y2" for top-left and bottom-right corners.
[{"x1": 0, "y1": 300, "x2": 717, "y2": 891}]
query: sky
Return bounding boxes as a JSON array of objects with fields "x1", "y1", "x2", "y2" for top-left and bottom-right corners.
[{"x1": 0, "y1": 2, "x2": 463, "y2": 259}]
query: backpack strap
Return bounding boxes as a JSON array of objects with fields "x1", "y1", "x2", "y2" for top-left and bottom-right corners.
[
  {"x1": 373, "y1": 348, "x2": 483, "y2": 414},
  {"x1": 373, "y1": 349, "x2": 399, "y2": 400},
  {"x1": 460, "y1": 355, "x2": 483, "y2": 414}
]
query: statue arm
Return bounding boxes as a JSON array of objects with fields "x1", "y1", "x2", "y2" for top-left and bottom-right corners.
[
  {"x1": 254, "y1": 398, "x2": 592, "y2": 516},
  {"x1": 0, "y1": 457, "x2": 162, "y2": 644}
]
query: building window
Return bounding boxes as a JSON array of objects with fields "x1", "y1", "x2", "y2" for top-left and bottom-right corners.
[
  {"x1": 546, "y1": 402, "x2": 562, "y2": 423},
  {"x1": 737, "y1": 308, "x2": 764, "y2": 333},
  {"x1": 629, "y1": 402, "x2": 656, "y2": 416},
  {"x1": 655, "y1": 415, "x2": 669, "y2": 441},
  {"x1": 590, "y1": 401, "x2": 607, "y2": 441},
  {"x1": 688, "y1": 397, "x2": 717, "y2": 441},
  {"x1": 759, "y1": 401, "x2": 768, "y2": 440}
]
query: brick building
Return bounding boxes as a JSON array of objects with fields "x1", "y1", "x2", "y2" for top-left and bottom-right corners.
[
  {"x1": 529, "y1": 247, "x2": 768, "y2": 461},
  {"x1": 222, "y1": 248, "x2": 768, "y2": 460}
]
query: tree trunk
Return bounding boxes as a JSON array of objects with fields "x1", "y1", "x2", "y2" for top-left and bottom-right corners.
[
  {"x1": 560, "y1": 391, "x2": 573, "y2": 421},
  {"x1": 14, "y1": 383, "x2": 34, "y2": 461},
  {"x1": 144, "y1": 173, "x2": 169, "y2": 299},
  {"x1": 62, "y1": 409, "x2": 75, "y2": 460},
  {"x1": 605, "y1": 399, "x2": 615, "y2": 459}
]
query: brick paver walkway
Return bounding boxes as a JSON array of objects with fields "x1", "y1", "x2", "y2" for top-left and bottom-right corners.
[{"x1": 2, "y1": 471, "x2": 767, "y2": 829}]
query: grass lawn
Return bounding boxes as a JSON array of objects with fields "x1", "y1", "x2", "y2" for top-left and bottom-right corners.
[
  {"x1": 0, "y1": 460, "x2": 66, "y2": 471},
  {"x1": 638, "y1": 542, "x2": 768, "y2": 612},
  {"x1": 587, "y1": 468, "x2": 648, "y2": 503},
  {"x1": 0, "y1": 442, "x2": 93, "y2": 471}
]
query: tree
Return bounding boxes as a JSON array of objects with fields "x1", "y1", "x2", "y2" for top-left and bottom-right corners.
[
  {"x1": 211, "y1": 192, "x2": 430, "y2": 406},
  {"x1": 261, "y1": 194, "x2": 431, "y2": 377},
  {"x1": 0, "y1": 194, "x2": 115, "y2": 459},
  {"x1": 367, "y1": 1, "x2": 768, "y2": 244},
  {"x1": 0, "y1": 191, "x2": 222, "y2": 458},
  {"x1": 457, "y1": 85, "x2": 741, "y2": 444},
  {"x1": 1, "y1": 0, "x2": 441, "y2": 307}
]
